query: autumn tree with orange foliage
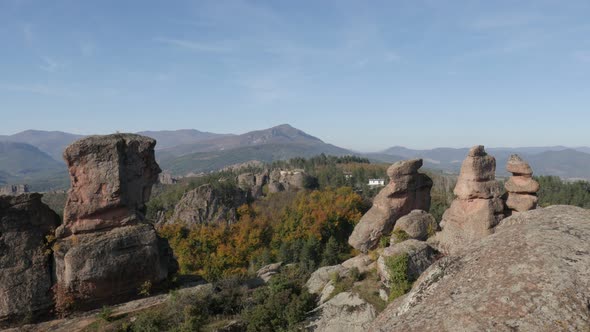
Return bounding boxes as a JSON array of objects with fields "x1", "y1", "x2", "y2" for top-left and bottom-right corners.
[{"x1": 158, "y1": 187, "x2": 366, "y2": 281}]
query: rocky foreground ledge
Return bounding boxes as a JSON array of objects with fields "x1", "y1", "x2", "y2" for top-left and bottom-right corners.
[{"x1": 370, "y1": 205, "x2": 590, "y2": 331}]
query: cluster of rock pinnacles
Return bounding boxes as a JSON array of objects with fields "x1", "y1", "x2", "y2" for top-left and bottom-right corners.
[
  {"x1": 0, "y1": 134, "x2": 177, "y2": 325},
  {"x1": 0, "y1": 139, "x2": 538, "y2": 325},
  {"x1": 348, "y1": 145, "x2": 539, "y2": 256}
]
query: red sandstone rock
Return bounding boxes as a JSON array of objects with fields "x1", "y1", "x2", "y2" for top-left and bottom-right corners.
[{"x1": 348, "y1": 159, "x2": 432, "y2": 253}]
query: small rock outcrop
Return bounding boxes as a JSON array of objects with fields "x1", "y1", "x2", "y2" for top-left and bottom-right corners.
[
  {"x1": 268, "y1": 169, "x2": 314, "y2": 193},
  {"x1": 0, "y1": 193, "x2": 59, "y2": 324},
  {"x1": 256, "y1": 262, "x2": 283, "y2": 283},
  {"x1": 158, "y1": 172, "x2": 177, "y2": 185},
  {"x1": 371, "y1": 205, "x2": 590, "y2": 331},
  {"x1": 53, "y1": 134, "x2": 176, "y2": 307},
  {"x1": 237, "y1": 170, "x2": 269, "y2": 199},
  {"x1": 391, "y1": 210, "x2": 438, "y2": 244},
  {"x1": 504, "y1": 154, "x2": 539, "y2": 213},
  {"x1": 434, "y1": 146, "x2": 504, "y2": 254},
  {"x1": 307, "y1": 292, "x2": 376, "y2": 332},
  {"x1": 306, "y1": 265, "x2": 348, "y2": 295},
  {"x1": 348, "y1": 159, "x2": 433, "y2": 252},
  {"x1": 166, "y1": 184, "x2": 247, "y2": 225},
  {"x1": 377, "y1": 240, "x2": 437, "y2": 286}
]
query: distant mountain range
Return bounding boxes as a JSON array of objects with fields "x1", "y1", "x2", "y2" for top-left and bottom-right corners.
[
  {"x1": 1, "y1": 124, "x2": 590, "y2": 190},
  {"x1": 374, "y1": 146, "x2": 590, "y2": 179}
]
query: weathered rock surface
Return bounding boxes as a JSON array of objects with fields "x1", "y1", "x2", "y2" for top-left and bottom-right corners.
[
  {"x1": 506, "y1": 154, "x2": 533, "y2": 175},
  {"x1": 53, "y1": 224, "x2": 172, "y2": 306},
  {"x1": 371, "y1": 205, "x2": 590, "y2": 331},
  {"x1": 434, "y1": 146, "x2": 504, "y2": 254},
  {"x1": 349, "y1": 159, "x2": 433, "y2": 252},
  {"x1": 392, "y1": 210, "x2": 438, "y2": 243},
  {"x1": 54, "y1": 134, "x2": 176, "y2": 308},
  {"x1": 307, "y1": 292, "x2": 376, "y2": 332},
  {"x1": 306, "y1": 265, "x2": 348, "y2": 294},
  {"x1": 452, "y1": 146, "x2": 501, "y2": 199},
  {"x1": 256, "y1": 262, "x2": 283, "y2": 283},
  {"x1": 237, "y1": 170, "x2": 269, "y2": 199},
  {"x1": 268, "y1": 169, "x2": 314, "y2": 193},
  {"x1": 166, "y1": 184, "x2": 247, "y2": 225},
  {"x1": 506, "y1": 192, "x2": 538, "y2": 212},
  {"x1": 158, "y1": 172, "x2": 177, "y2": 185},
  {"x1": 341, "y1": 254, "x2": 376, "y2": 274},
  {"x1": 0, "y1": 194, "x2": 59, "y2": 324},
  {"x1": 377, "y1": 240, "x2": 437, "y2": 285},
  {"x1": 57, "y1": 134, "x2": 161, "y2": 237},
  {"x1": 504, "y1": 155, "x2": 539, "y2": 213}
]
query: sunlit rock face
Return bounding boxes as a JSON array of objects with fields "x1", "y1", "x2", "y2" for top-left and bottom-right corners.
[{"x1": 348, "y1": 159, "x2": 433, "y2": 253}]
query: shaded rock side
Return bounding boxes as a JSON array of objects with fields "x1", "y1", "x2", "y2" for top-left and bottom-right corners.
[
  {"x1": 53, "y1": 134, "x2": 176, "y2": 309},
  {"x1": 53, "y1": 224, "x2": 174, "y2": 306},
  {"x1": 348, "y1": 159, "x2": 433, "y2": 252},
  {"x1": 166, "y1": 184, "x2": 248, "y2": 225},
  {"x1": 0, "y1": 193, "x2": 59, "y2": 324},
  {"x1": 58, "y1": 134, "x2": 161, "y2": 237},
  {"x1": 371, "y1": 205, "x2": 590, "y2": 331}
]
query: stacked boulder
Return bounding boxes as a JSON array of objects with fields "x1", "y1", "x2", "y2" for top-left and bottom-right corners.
[
  {"x1": 434, "y1": 145, "x2": 504, "y2": 254},
  {"x1": 348, "y1": 159, "x2": 433, "y2": 253},
  {"x1": 504, "y1": 154, "x2": 539, "y2": 213},
  {"x1": 391, "y1": 209, "x2": 438, "y2": 244},
  {"x1": 0, "y1": 193, "x2": 59, "y2": 325},
  {"x1": 53, "y1": 134, "x2": 177, "y2": 308}
]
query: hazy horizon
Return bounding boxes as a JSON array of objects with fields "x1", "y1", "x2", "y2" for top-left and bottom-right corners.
[
  {"x1": 1, "y1": 125, "x2": 589, "y2": 153},
  {"x1": 1, "y1": 1, "x2": 589, "y2": 151}
]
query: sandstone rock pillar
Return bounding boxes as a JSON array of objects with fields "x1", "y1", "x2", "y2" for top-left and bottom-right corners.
[
  {"x1": 348, "y1": 159, "x2": 433, "y2": 253},
  {"x1": 504, "y1": 154, "x2": 539, "y2": 213},
  {"x1": 434, "y1": 145, "x2": 504, "y2": 254},
  {"x1": 53, "y1": 134, "x2": 176, "y2": 308}
]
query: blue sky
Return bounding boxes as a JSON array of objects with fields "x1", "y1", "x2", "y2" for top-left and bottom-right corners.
[{"x1": 1, "y1": 0, "x2": 589, "y2": 151}]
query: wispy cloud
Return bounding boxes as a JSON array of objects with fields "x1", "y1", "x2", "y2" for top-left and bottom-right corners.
[
  {"x1": 0, "y1": 83, "x2": 73, "y2": 97},
  {"x1": 155, "y1": 37, "x2": 233, "y2": 53},
  {"x1": 39, "y1": 56, "x2": 60, "y2": 72}
]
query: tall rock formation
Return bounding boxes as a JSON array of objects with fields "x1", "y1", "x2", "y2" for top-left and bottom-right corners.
[
  {"x1": 433, "y1": 146, "x2": 504, "y2": 254},
  {"x1": 348, "y1": 159, "x2": 433, "y2": 252},
  {"x1": 0, "y1": 193, "x2": 59, "y2": 324},
  {"x1": 504, "y1": 154, "x2": 539, "y2": 213},
  {"x1": 371, "y1": 206, "x2": 590, "y2": 331},
  {"x1": 53, "y1": 134, "x2": 176, "y2": 308}
]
